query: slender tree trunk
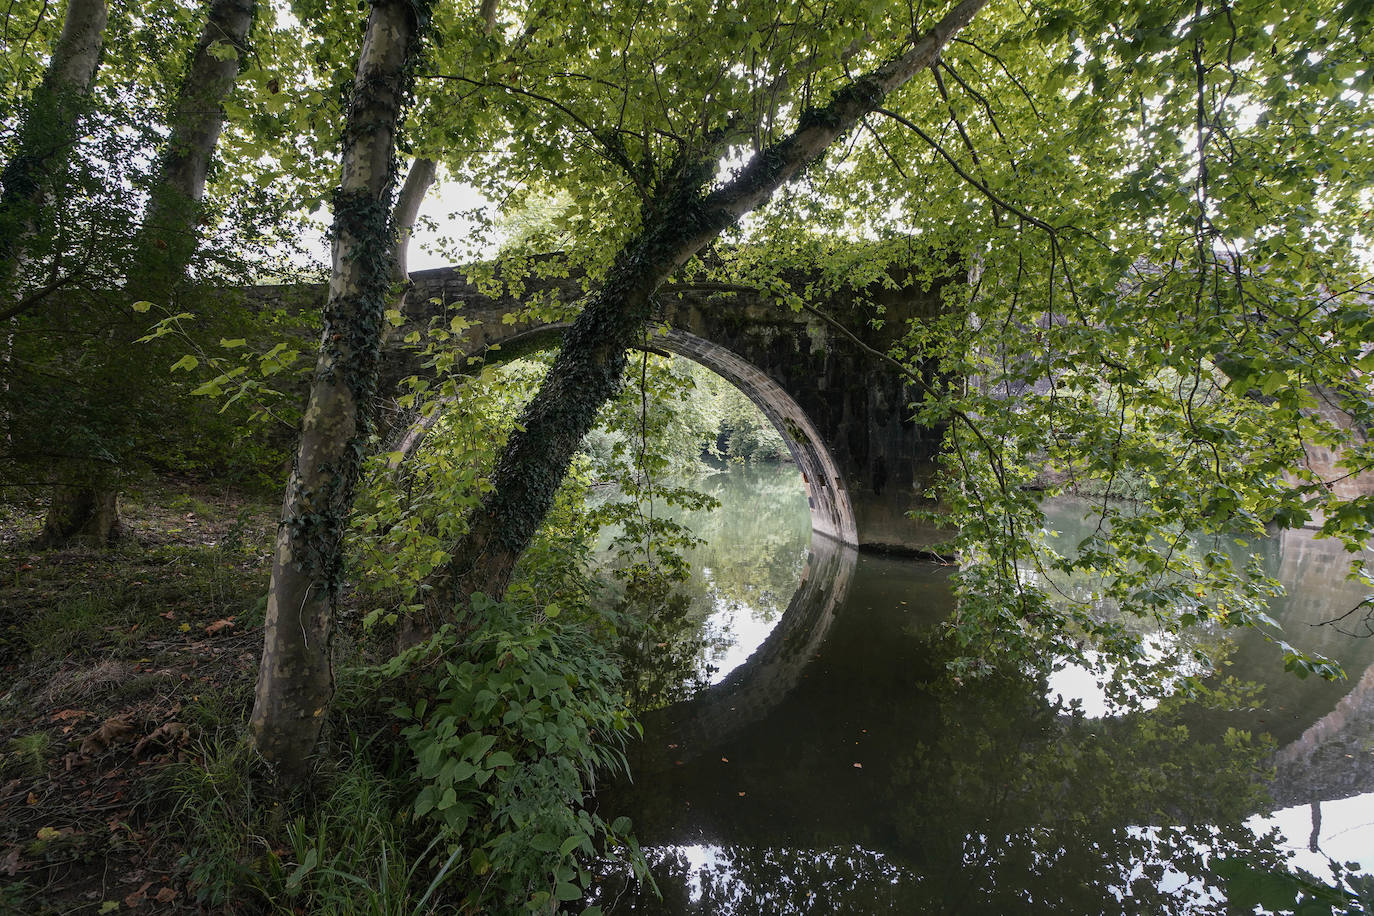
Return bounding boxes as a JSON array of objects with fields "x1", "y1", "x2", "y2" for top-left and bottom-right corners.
[
  {"x1": 391, "y1": 157, "x2": 436, "y2": 282},
  {"x1": 38, "y1": 0, "x2": 255, "y2": 548},
  {"x1": 435, "y1": 0, "x2": 989, "y2": 607},
  {"x1": 0, "y1": 0, "x2": 106, "y2": 470},
  {"x1": 249, "y1": 0, "x2": 428, "y2": 781},
  {"x1": 129, "y1": 0, "x2": 256, "y2": 288},
  {"x1": 0, "y1": 0, "x2": 108, "y2": 298}
]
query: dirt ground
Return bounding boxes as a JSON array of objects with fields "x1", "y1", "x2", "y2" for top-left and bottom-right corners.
[{"x1": 1, "y1": 482, "x2": 277, "y2": 914}]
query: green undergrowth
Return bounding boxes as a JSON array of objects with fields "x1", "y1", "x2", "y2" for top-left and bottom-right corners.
[{"x1": 163, "y1": 591, "x2": 648, "y2": 915}]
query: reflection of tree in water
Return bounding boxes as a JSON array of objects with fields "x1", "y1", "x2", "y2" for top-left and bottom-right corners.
[
  {"x1": 594, "y1": 636, "x2": 1333, "y2": 914},
  {"x1": 603, "y1": 465, "x2": 811, "y2": 710},
  {"x1": 595, "y1": 827, "x2": 1300, "y2": 915},
  {"x1": 682, "y1": 466, "x2": 811, "y2": 628},
  {"x1": 609, "y1": 579, "x2": 728, "y2": 711}
]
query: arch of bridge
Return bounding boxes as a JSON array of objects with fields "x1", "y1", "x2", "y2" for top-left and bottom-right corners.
[
  {"x1": 482, "y1": 322, "x2": 859, "y2": 546},
  {"x1": 381, "y1": 263, "x2": 950, "y2": 553}
]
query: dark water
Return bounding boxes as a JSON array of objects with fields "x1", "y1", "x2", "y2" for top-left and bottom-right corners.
[{"x1": 591, "y1": 465, "x2": 1374, "y2": 914}]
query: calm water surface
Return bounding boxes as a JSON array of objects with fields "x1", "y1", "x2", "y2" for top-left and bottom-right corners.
[{"x1": 592, "y1": 464, "x2": 1374, "y2": 914}]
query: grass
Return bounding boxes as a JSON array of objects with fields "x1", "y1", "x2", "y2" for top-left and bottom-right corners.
[
  {"x1": 0, "y1": 481, "x2": 491, "y2": 914},
  {"x1": 3, "y1": 731, "x2": 50, "y2": 779},
  {"x1": 0, "y1": 477, "x2": 643, "y2": 914}
]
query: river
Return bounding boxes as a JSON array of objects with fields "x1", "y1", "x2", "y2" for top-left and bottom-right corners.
[{"x1": 590, "y1": 462, "x2": 1374, "y2": 914}]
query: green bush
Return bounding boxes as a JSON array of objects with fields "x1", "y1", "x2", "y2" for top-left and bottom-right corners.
[{"x1": 384, "y1": 594, "x2": 649, "y2": 914}]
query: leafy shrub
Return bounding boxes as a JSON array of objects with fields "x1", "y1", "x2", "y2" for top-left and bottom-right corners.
[{"x1": 385, "y1": 595, "x2": 649, "y2": 913}]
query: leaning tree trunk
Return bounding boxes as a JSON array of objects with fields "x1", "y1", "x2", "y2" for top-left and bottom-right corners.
[
  {"x1": 434, "y1": 0, "x2": 990, "y2": 609},
  {"x1": 249, "y1": 0, "x2": 428, "y2": 781},
  {"x1": 39, "y1": 0, "x2": 255, "y2": 548},
  {"x1": 391, "y1": 157, "x2": 436, "y2": 282},
  {"x1": 129, "y1": 0, "x2": 256, "y2": 288}
]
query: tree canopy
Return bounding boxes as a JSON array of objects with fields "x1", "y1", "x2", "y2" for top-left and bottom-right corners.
[{"x1": 399, "y1": 0, "x2": 1373, "y2": 683}]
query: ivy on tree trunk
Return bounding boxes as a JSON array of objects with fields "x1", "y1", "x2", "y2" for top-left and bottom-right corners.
[
  {"x1": 0, "y1": 0, "x2": 108, "y2": 301},
  {"x1": 431, "y1": 0, "x2": 990, "y2": 609},
  {"x1": 249, "y1": 0, "x2": 430, "y2": 782},
  {"x1": 37, "y1": 0, "x2": 256, "y2": 548}
]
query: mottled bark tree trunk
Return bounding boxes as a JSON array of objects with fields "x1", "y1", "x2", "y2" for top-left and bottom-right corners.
[
  {"x1": 434, "y1": 0, "x2": 989, "y2": 608},
  {"x1": 0, "y1": 0, "x2": 108, "y2": 299},
  {"x1": 38, "y1": 0, "x2": 255, "y2": 548},
  {"x1": 391, "y1": 157, "x2": 436, "y2": 282},
  {"x1": 249, "y1": 0, "x2": 427, "y2": 781},
  {"x1": 130, "y1": 0, "x2": 256, "y2": 287},
  {"x1": 0, "y1": 0, "x2": 106, "y2": 486}
]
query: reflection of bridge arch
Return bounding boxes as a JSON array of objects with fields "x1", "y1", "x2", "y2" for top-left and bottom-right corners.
[
  {"x1": 640, "y1": 534, "x2": 859, "y2": 761},
  {"x1": 380, "y1": 264, "x2": 950, "y2": 552}
]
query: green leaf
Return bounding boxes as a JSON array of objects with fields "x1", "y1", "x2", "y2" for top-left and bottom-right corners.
[
  {"x1": 206, "y1": 39, "x2": 239, "y2": 61},
  {"x1": 170, "y1": 355, "x2": 199, "y2": 372},
  {"x1": 131, "y1": 300, "x2": 153, "y2": 313},
  {"x1": 285, "y1": 847, "x2": 318, "y2": 891},
  {"x1": 531, "y1": 833, "x2": 560, "y2": 852}
]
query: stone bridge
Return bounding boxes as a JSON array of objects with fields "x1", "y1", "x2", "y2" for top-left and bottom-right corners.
[{"x1": 378, "y1": 263, "x2": 950, "y2": 553}]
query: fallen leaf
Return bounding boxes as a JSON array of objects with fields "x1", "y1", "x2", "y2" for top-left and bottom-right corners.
[
  {"x1": 720, "y1": 757, "x2": 729, "y2": 763},
  {"x1": 737, "y1": 792, "x2": 746, "y2": 797},
  {"x1": 2, "y1": 847, "x2": 19, "y2": 876},
  {"x1": 160, "y1": 611, "x2": 176, "y2": 620},
  {"x1": 80, "y1": 715, "x2": 136, "y2": 756},
  {"x1": 853, "y1": 762, "x2": 863, "y2": 768},
  {"x1": 124, "y1": 880, "x2": 152, "y2": 908},
  {"x1": 133, "y1": 723, "x2": 189, "y2": 757},
  {"x1": 154, "y1": 887, "x2": 178, "y2": 904},
  {"x1": 204, "y1": 617, "x2": 235, "y2": 636},
  {"x1": 26, "y1": 792, "x2": 38, "y2": 805},
  {"x1": 51, "y1": 709, "x2": 88, "y2": 722}
]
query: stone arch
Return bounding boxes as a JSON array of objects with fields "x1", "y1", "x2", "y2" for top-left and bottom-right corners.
[
  {"x1": 378, "y1": 262, "x2": 951, "y2": 553},
  {"x1": 393, "y1": 322, "x2": 860, "y2": 547}
]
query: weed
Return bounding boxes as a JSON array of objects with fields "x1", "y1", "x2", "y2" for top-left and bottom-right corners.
[
  {"x1": 4, "y1": 731, "x2": 50, "y2": 778},
  {"x1": 279, "y1": 753, "x2": 456, "y2": 914}
]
